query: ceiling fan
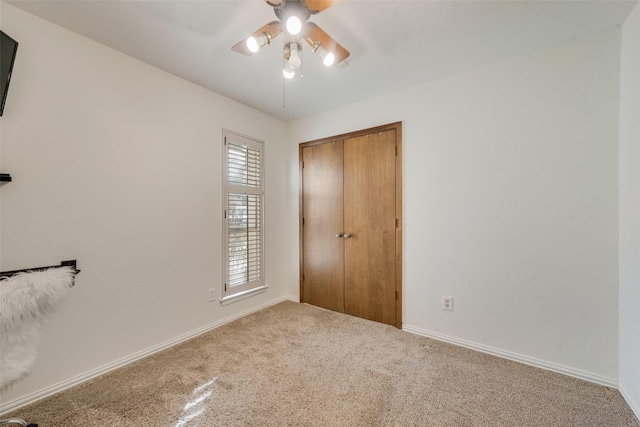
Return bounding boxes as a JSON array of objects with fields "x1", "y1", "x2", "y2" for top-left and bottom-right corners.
[{"x1": 232, "y1": 0, "x2": 350, "y2": 79}]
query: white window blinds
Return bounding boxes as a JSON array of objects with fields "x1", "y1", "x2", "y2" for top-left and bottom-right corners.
[{"x1": 222, "y1": 131, "x2": 265, "y2": 301}]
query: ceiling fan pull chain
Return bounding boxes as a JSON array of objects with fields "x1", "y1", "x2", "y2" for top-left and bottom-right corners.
[{"x1": 282, "y1": 62, "x2": 287, "y2": 109}]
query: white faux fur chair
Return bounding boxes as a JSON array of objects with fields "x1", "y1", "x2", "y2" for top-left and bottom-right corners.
[{"x1": 0, "y1": 265, "x2": 77, "y2": 427}]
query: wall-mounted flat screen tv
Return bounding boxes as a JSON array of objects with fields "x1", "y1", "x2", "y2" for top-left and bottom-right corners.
[{"x1": 1, "y1": 30, "x2": 19, "y2": 117}]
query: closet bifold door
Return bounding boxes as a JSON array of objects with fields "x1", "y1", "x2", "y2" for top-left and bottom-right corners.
[
  {"x1": 343, "y1": 130, "x2": 397, "y2": 326},
  {"x1": 301, "y1": 139, "x2": 345, "y2": 312},
  {"x1": 300, "y1": 121, "x2": 402, "y2": 328}
]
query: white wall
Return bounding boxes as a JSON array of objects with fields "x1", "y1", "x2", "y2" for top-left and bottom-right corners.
[
  {"x1": 0, "y1": 3, "x2": 293, "y2": 410},
  {"x1": 290, "y1": 29, "x2": 621, "y2": 384},
  {"x1": 619, "y1": 1, "x2": 640, "y2": 418}
]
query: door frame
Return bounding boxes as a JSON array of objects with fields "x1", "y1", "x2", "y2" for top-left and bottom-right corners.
[{"x1": 299, "y1": 121, "x2": 403, "y2": 328}]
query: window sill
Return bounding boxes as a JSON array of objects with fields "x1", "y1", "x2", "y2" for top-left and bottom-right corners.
[{"x1": 220, "y1": 285, "x2": 268, "y2": 306}]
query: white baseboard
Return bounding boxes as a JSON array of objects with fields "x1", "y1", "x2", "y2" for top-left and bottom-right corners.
[
  {"x1": 0, "y1": 294, "x2": 299, "y2": 415},
  {"x1": 402, "y1": 324, "x2": 618, "y2": 388},
  {"x1": 620, "y1": 382, "x2": 640, "y2": 423}
]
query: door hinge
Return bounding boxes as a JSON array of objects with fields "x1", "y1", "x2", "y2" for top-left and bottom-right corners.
[
  {"x1": 302, "y1": 273, "x2": 305, "y2": 282},
  {"x1": 395, "y1": 290, "x2": 398, "y2": 301},
  {"x1": 224, "y1": 210, "x2": 227, "y2": 219},
  {"x1": 302, "y1": 218, "x2": 305, "y2": 226},
  {"x1": 395, "y1": 145, "x2": 398, "y2": 156},
  {"x1": 395, "y1": 218, "x2": 398, "y2": 228},
  {"x1": 224, "y1": 283, "x2": 228, "y2": 292},
  {"x1": 302, "y1": 161, "x2": 305, "y2": 169}
]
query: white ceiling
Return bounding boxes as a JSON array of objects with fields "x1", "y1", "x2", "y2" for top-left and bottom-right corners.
[{"x1": 7, "y1": 0, "x2": 637, "y2": 122}]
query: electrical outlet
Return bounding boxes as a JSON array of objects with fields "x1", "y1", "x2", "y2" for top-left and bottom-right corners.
[
  {"x1": 442, "y1": 296, "x2": 454, "y2": 311},
  {"x1": 208, "y1": 288, "x2": 217, "y2": 302}
]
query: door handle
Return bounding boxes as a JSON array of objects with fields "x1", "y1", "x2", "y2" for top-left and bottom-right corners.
[
  {"x1": 336, "y1": 232, "x2": 344, "y2": 238},
  {"x1": 343, "y1": 233, "x2": 352, "y2": 239}
]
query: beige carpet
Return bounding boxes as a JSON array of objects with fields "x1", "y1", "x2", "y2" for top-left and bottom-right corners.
[{"x1": 3, "y1": 301, "x2": 639, "y2": 426}]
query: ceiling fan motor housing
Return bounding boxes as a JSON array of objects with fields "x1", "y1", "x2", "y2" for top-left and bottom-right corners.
[{"x1": 274, "y1": 0, "x2": 311, "y2": 25}]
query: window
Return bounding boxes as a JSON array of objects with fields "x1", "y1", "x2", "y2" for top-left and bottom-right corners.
[{"x1": 222, "y1": 130, "x2": 265, "y2": 302}]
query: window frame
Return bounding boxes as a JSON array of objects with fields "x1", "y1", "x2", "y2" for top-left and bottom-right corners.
[{"x1": 221, "y1": 130, "x2": 266, "y2": 304}]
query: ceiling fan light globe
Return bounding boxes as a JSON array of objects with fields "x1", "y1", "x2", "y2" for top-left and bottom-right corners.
[
  {"x1": 283, "y1": 68, "x2": 295, "y2": 79},
  {"x1": 322, "y1": 51, "x2": 335, "y2": 67},
  {"x1": 247, "y1": 36, "x2": 260, "y2": 53},
  {"x1": 286, "y1": 16, "x2": 302, "y2": 35},
  {"x1": 289, "y1": 49, "x2": 301, "y2": 69},
  {"x1": 315, "y1": 45, "x2": 336, "y2": 67}
]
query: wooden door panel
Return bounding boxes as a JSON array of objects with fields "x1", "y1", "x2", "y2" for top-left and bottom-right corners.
[
  {"x1": 343, "y1": 130, "x2": 397, "y2": 325},
  {"x1": 301, "y1": 141, "x2": 345, "y2": 312}
]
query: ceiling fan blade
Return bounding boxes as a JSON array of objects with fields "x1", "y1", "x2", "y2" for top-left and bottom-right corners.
[
  {"x1": 266, "y1": 0, "x2": 284, "y2": 7},
  {"x1": 303, "y1": 0, "x2": 341, "y2": 14},
  {"x1": 302, "y1": 22, "x2": 350, "y2": 65},
  {"x1": 232, "y1": 21, "x2": 284, "y2": 56}
]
